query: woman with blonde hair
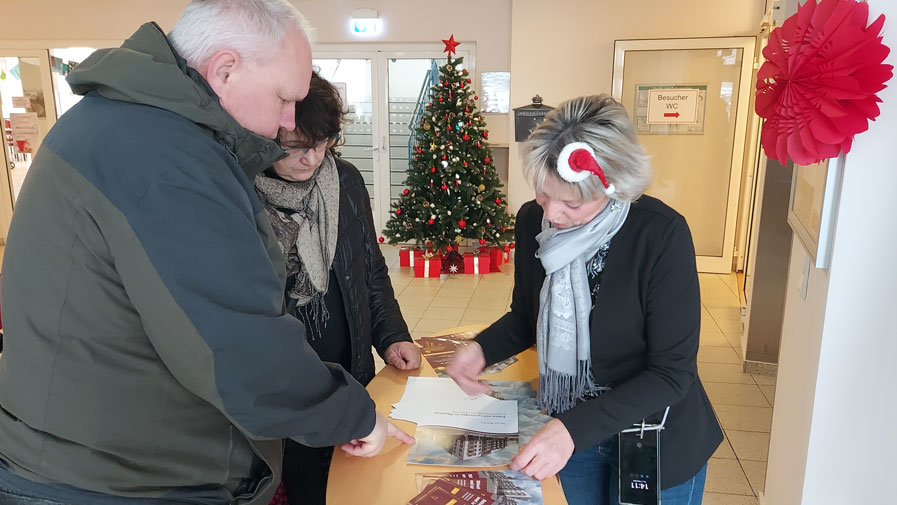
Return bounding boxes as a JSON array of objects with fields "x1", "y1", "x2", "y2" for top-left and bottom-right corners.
[{"x1": 448, "y1": 95, "x2": 721, "y2": 505}]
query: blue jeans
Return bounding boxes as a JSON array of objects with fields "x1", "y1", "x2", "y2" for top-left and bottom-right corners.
[{"x1": 558, "y1": 434, "x2": 706, "y2": 505}]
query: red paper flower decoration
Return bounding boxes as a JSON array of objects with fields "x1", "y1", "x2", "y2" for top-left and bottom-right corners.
[{"x1": 756, "y1": 0, "x2": 893, "y2": 165}]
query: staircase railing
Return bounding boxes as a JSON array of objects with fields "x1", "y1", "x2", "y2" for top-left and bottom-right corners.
[{"x1": 407, "y1": 60, "x2": 442, "y2": 162}]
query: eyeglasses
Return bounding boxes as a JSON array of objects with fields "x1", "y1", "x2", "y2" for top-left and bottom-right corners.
[{"x1": 280, "y1": 134, "x2": 340, "y2": 155}]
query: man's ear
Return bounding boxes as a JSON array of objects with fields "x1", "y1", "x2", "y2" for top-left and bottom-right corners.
[{"x1": 204, "y1": 50, "x2": 239, "y2": 96}]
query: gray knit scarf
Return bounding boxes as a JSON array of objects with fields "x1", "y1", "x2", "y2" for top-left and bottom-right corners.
[
  {"x1": 254, "y1": 153, "x2": 340, "y2": 339},
  {"x1": 535, "y1": 199, "x2": 630, "y2": 414}
]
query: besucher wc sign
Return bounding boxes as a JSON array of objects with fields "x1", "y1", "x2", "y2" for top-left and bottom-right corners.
[{"x1": 646, "y1": 88, "x2": 699, "y2": 124}]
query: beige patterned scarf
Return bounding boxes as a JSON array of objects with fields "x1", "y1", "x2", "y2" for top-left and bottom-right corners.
[{"x1": 255, "y1": 153, "x2": 340, "y2": 337}]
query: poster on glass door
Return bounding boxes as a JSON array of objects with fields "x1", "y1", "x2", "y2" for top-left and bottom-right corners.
[{"x1": 9, "y1": 112, "x2": 40, "y2": 154}]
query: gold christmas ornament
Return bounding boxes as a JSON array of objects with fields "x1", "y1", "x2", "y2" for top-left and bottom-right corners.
[
  {"x1": 424, "y1": 123, "x2": 431, "y2": 130},
  {"x1": 478, "y1": 184, "x2": 486, "y2": 192},
  {"x1": 455, "y1": 235, "x2": 463, "y2": 243}
]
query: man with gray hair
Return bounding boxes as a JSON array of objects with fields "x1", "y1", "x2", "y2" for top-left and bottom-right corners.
[{"x1": 0, "y1": 1, "x2": 412, "y2": 504}]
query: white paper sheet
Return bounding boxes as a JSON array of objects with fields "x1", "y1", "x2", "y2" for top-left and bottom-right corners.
[{"x1": 391, "y1": 377, "x2": 518, "y2": 434}]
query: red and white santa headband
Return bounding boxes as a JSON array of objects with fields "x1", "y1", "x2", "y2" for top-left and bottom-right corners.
[{"x1": 557, "y1": 142, "x2": 615, "y2": 196}]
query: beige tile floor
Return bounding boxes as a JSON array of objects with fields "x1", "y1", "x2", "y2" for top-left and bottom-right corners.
[{"x1": 377, "y1": 245, "x2": 773, "y2": 505}]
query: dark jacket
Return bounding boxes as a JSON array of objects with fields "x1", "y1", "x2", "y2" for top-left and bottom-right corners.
[
  {"x1": 322, "y1": 156, "x2": 412, "y2": 386},
  {"x1": 476, "y1": 197, "x2": 723, "y2": 489},
  {"x1": 0, "y1": 23, "x2": 375, "y2": 505}
]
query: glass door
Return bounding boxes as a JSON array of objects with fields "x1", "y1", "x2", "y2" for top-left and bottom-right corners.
[
  {"x1": 0, "y1": 49, "x2": 58, "y2": 242},
  {"x1": 313, "y1": 46, "x2": 474, "y2": 234},
  {"x1": 612, "y1": 38, "x2": 756, "y2": 273},
  {"x1": 312, "y1": 56, "x2": 379, "y2": 221}
]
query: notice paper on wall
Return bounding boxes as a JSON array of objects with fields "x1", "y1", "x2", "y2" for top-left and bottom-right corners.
[{"x1": 634, "y1": 84, "x2": 707, "y2": 135}]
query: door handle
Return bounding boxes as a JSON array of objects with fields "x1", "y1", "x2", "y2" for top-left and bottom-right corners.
[{"x1": 363, "y1": 136, "x2": 388, "y2": 153}]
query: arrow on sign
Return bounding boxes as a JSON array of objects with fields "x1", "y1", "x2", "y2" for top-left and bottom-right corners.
[{"x1": 663, "y1": 112, "x2": 680, "y2": 118}]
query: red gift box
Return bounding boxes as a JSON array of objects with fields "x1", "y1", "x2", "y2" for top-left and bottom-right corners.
[
  {"x1": 478, "y1": 246, "x2": 503, "y2": 272},
  {"x1": 463, "y1": 252, "x2": 490, "y2": 275},
  {"x1": 413, "y1": 255, "x2": 443, "y2": 278},
  {"x1": 399, "y1": 247, "x2": 425, "y2": 268}
]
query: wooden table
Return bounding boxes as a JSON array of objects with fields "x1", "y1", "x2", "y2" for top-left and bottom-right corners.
[{"x1": 327, "y1": 326, "x2": 568, "y2": 505}]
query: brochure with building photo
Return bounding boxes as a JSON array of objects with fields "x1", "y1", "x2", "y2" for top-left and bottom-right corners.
[
  {"x1": 400, "y1": 378, "x2": 552, "y2": 467},
  {"x1": 417, "y1": 331, "x2": 518, "y2": 377},
  {"x1": 413, "y1": 470, "x2": 545, "y2": 505}
]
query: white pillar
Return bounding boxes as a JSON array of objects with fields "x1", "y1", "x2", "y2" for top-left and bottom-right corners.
[{"x1": 765, "y1": 1, "x2": 897, "y2": 503}]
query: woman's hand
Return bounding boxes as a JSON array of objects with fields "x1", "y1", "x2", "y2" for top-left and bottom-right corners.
[
  {"x1": 384, "y1": 341, "x2": 422, "y2": 370},
  {"x1": 510, "y1": 419, "x2": 575, "y2": 480},
  {"x1": 339, "y1": 411, "x2": 415, "y2": 457},
  {"x1": 445, "y1": 342, "x2": 491, "y2": 395}
]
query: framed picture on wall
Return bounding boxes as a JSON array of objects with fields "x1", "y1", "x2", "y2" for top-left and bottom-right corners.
[{"x1": 787, "y1": 153, "x2": 846, "y2": 269}]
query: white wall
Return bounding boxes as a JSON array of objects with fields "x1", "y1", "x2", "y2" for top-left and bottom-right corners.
[
  {"x1": 0, "y1": 0, "x2": 512, "y2": 143},
  {"x1": 765, "y1": 1, "x2": 897, "y2": 503},
  {"x1": 506, "y1": 0, "x2": 766, "y2": 212}
]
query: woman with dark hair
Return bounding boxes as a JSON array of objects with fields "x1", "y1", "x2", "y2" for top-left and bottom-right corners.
[{"x1": 256, "y1": 72, "x2": 421, "y2": 505}]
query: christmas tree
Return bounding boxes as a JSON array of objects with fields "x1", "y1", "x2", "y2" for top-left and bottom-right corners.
[{"x1": 383, "y1": 35, "x2": 514, "y2": 255}]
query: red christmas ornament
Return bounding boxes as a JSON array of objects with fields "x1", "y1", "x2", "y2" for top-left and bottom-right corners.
[
  {"x1": 441, "y1": 183, "x2": 448, "y2": 190},
  {"x1": 483, "y1": 131, "x2": 489, "y2": 139},
  {"x1": 378, "y1": 236, "x2": 385, "y2": 243},
  {"x1": 476, "y1": 143, "x2": 482, "y2": 148},
  {"x1": 755, "y1": 0, "x2": 893, "y2": 165},
  {"x1": 403, "y1": 188, "x2": 410, "y2": 195},
  {"x1": 458, "y1": 219, "x2": 467, "y2": 228},
  {"x1": 417, "y1": 147, "x2": 422, "y2": 153},
  {"x1": 474, "y1": 95, "x2": 478, "y2": 100},
  {"x1": 428, "y1": 218, "x2": 435, "y2": 225},
  {"x1": 463, "y1": 161, "x2": 468, "y2": 167},
  {"x1": 414, "y1": 156, "x2": 419, "y2": 161},
  {"x1": 439, "y1": 97, "x2": 444, "y2": 102},
  {"x1": 442, "y1": 155, "x2": 447, "y2": 160},
  {"x1": 465, "y1": 107, "x2": 470, "y2": 113},
  {"x1": 431, "y1": 167, "x2": 437, "y2": 173},
  {"x1": 447, "y1": 124, "x2": 453, "y2": 130},
  {"x1": 444, "y1": 81, "x2": 450, "y2": 86},
  {"x1": 495, "y1": 198, "x2": 502, "y2": 204},
  {"x1": 463, "y1": 134, "x2": 470, "y2": 141},
  {"x1": 479, "y1": 238, "x2": 486, "y2": 245},
  {"x1": 509, "y1": 242, "x2": 515, "y2": 249},
  {"x1": 395, "y1": 209, "x2": 402, "y2": 215},
  {"x1": 442, "y1": 34, "x2": 461, "y2": 56},
  {"x1": 428, "y1": 102, "x2": 433, "y2": 106},
  {"x1": 484, "y1": 156, "x2": 491, "y2": 163}
]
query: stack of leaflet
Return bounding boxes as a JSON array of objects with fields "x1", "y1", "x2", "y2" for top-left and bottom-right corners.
[
  {"x1": 410, "y1": 470, "x2": 544, "y2": 505},
  {"x1": 392, "y1": 377, "x2": 553, "y2": 468},
  {"x1": 392, "y1": 377, "x2": 519, "y2": 467},
  {"x1": 391, "y1": 377, "x2": 518, "y2": 433}
]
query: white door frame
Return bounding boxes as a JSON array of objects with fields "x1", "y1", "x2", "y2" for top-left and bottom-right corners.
[
  {"x1": 0, "y1": 48, "x2": 59, "y2": 242},
  {"x1": 612, "y1": 37, "x2": 756, "y2": 273},
  {"x1": 313, "y1": 43, "x2": 476, "y2": 233}
]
